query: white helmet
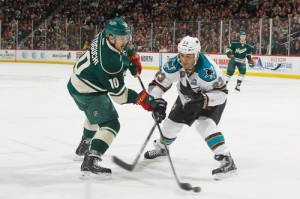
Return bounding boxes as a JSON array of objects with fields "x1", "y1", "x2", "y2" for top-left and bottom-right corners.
[
  {"x1": 178, "y1": 36, "x2": 201, "y2": 64},
  {"x1": 178, "y1": 36, "x2": 201, "y2": 55}
]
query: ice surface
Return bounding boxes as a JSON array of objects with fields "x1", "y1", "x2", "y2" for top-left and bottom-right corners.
[{"x1": 0, "y1": 62, "x2": 299, "y2": 199}]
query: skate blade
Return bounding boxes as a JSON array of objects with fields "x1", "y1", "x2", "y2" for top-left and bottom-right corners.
[
  {"x1": 80, "y1": 171, "x2": 91, "y2": 180},
  {"x1": 143, "y1": 155, "x2": 167, "y2": 161},
  {"x1": 213, "y1": 170, "x2": 237, "y2": 180},
  {"x1": 80, "y1": 170, "x2": 112, "y2": 180},
  {"x1": 73, "y1": 155, "x2": 84, "y2": 161},
  {"x1": 234, "y1": 87, "x2": 240, "y2": 92}
]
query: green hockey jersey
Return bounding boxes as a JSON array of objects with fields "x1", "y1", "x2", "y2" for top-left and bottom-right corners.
[
  {"x1": 67, "y1": 30, "x2": 137, "y2": 104},
  {"x1": 226, "y1": 40, "x2": 253, "y2": 64}
]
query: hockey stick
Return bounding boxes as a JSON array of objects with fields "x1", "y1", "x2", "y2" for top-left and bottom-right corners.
[
  {"x1": 155, "y1": 120, "x2": 201, "y2": 192},
  {"x1": 112, "y1": 75, "x2": 156, "y2": 171},
  {"x1": 137, "y1": 76, "x2": 201, "y2": 193},
  {"x1": 261, "y1": 63, "x2": 282, "y2": 71},
  {"x1": 112, "y1": 122, "x2": 156, "y2": 171}
]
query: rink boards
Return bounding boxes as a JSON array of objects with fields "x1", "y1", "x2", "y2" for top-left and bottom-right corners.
[{"x1": 1, "y1": 49, "x2": 300, "y2": 79}]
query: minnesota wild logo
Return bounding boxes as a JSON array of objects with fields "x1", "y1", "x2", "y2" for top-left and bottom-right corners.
[
  {"x1": 93, "y1": 111, "x2": 99, "y2": 117},
  {"x1": 110, "y1": 21, "x2": 116, "y2": 25}
]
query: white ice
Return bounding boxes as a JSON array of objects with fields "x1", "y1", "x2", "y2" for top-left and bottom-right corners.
[{"x1": 0, "y1": 62, "x2": 299, "y2": 199}]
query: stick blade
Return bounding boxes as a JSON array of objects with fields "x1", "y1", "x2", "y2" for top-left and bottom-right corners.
[
  {"x1": 112, "y1": 155, "x2": 135, "y2": 171},
  {"x1": 179, "y1": 183, "x2": 193, "y2": 191}
]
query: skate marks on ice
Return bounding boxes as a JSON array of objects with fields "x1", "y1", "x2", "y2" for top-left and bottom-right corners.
[{"x1": 1, "y1": 63, "x2": 300, "y2": 199}]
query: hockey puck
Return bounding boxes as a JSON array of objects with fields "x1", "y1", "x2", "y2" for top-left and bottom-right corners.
[{"x1": 193, "y1": 187, "x2": 201, "y2": 193}]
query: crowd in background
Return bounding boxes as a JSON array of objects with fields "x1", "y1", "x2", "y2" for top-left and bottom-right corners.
[{"x1": 1, "y1": 0, "x2": 300, "y2": 55}]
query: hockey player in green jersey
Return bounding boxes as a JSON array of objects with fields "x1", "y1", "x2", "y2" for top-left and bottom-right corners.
[
  {"x1": 225, "y1": 31, "x2": 255, "y2": 91},
  {"x1": 67, "y1": 18, "x2": 163, "y2": 178}
]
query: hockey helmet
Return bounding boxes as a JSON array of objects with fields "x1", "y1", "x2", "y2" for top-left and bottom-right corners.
[
  {"x1": 178, "y1": 36, "x2": 201, "y2": 54},
  {"x1": 239, "y1": 31, "x2": 247, "y2": 42},
  {"x1": 178, "y1": 36, "x2": 201, "y2": 65},
  {"x1": 240, "y1": 31, "x2": 246, "y2": 36},
  {"x1": 105, "y1": 18, "x2": 131, "y2": 43}
]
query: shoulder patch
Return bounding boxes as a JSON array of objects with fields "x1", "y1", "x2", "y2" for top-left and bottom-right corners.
[
  {"x1": 162, "y1": 56, "x2": 181, "y2": 73},
  {"x1": 196, "y1": 54, "x2": 217, "y2": 82}
]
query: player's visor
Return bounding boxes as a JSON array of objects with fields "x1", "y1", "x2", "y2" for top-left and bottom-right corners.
[{"x1": 115, "y1": 34, "x2": 132, "y2": 44}]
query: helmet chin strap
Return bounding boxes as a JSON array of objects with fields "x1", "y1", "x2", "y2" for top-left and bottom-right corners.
[{"x1": 194, "y1": 53, "x2": 199, "y2": 65}]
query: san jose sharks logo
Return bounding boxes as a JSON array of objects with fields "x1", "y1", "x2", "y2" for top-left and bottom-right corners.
[
  {"x1": 164, "y1": 61, "x2": 176, "y2": 71},
  {"x1": 163, "y1": 56, "x2": 178, "y2": 73},
  {"x1": 204, "y1": 67, "x2": 216, "y2": 79},
  {"x1": 199, "y1": 64, "x2": 217, "y2": 82},
  {"x1": 163, "y1": 60, "x2": 177, "y2": 73},
  {"x1": 179, "y1": 79, "x2": 200, "y2": 98},
  {"x1": 192, "y1": 54, "x2": 218, "y2": 82}
]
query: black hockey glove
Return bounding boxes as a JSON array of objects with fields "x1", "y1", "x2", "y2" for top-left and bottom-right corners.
[
  {"x1": 187, "y1": 92, "x2": 209, "y2": 110},
  {"x1": 152, "y1": 98, "x2": 167, "y2": 123},
  {"x1": 184, "y1": 92, "x2": 209, "y2": 120}
]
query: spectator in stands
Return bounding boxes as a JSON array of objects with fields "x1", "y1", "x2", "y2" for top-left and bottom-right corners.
[
  {"x1": 280, "y1": 43, "x2": 290, "y2": 55},
  {"x1": 82, "y1": 41, "x2": 89, "y2": 50},
  {"x1": 0, "y1": 0, "x2": 300, "y2": 56},
  {"x1": 291, "y1": 41, "x2": 300, "y2": 55}
]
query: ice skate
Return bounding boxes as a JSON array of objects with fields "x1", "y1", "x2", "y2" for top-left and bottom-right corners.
[
  {"x1": 74, "y1": 135, "x2": 91, "y2": 161},
  {"x1": 144, "y1": 139, "x2": 167, "y2": 159},
  {"x1": 80, "y1": 150, "x2": 111, "y2": 180},
  {"x1": 235, "y1": 84, "x2": 241, "y2": 91},
  {"x1": 212, "y1": 153, "x2": 237, "y2": 180}
]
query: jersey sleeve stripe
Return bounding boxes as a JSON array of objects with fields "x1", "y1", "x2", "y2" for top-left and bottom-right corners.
[
  {"x1": 108, "y1": 85, "x2": 126, "y2": 96},
  {"x1": 71, "y1": 73, "x2": 107, "y2": 93}
]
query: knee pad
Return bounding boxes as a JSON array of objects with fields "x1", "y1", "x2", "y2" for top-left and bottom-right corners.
[
  {"x1": 92, "y1": 119, "x2": 120, "y2": 154},
  {"x1": 227, "y1": 69, "x2": 234, "y2": 76},
  {"x1": 195, "y1": 116, "x2": 218, "y2": 138},
  {"x1": 238, "y1": 64, "x2": 247, "y2": 75},
  {"x1": 84, "y1": 118, "x2": 98, "y2": 131},
  {"x1": 98, "y1": 119, "x2": 120, "y2": 134},
  {"x1": 162, "y1": 118, "x2": 184, "y2": 139},
  {"x1": 227, "y1": 62, "x2": 236, "y2": 76}
]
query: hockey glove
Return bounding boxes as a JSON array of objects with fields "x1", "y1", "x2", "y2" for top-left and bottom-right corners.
[
  {"x1": 152, "y1": 98, "x2": 167, "y2": 123},
  {"x1": 228, "y1": 54, "x2": 234, "y2": 58},
  {"x1": 227, "y1": 54, "x2": 235, "y2": 63},
  {"x1": 184, "y1": 92, "x2": 209, "y2": 120},
  {"x1": 129, "y1": 54, "x2": 142, "y2": 76},
  {"x1": 135, "y1": 90, "x2": 157, "y2": 111},
  {"x1": 248, "y1": 59, "x2": 255, "y2": 67},
  {"x1": 188, "y1": 92, "x2": 209, "y2": 110}
]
